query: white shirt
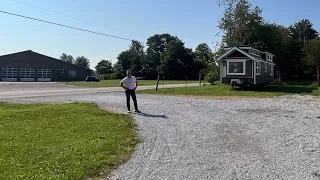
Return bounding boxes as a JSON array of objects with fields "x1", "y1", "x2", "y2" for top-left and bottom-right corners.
[{"x1": 121, "y1": 76, "x2": 137, "y2": 90}]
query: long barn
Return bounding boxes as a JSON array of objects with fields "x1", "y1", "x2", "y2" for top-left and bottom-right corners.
[{"x1": 0, "y1": 50, "x2": 91, "y2": 82}]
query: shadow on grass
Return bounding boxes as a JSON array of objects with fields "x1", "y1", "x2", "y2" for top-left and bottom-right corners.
[
  {"x1": 284, "y1": 80, "x2": 317, "y2": 86},
  {"x1": 235, "y1": 85, "x2": 317, "y2": 94},
  {"x1": 135, "y1": 113, "x2": 168, "y2": 119}
]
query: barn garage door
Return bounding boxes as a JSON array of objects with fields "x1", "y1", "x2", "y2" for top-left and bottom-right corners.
[
  {"x1": 20, "y1": 67, "x2": 35, "y2": 81},
  {"x1": 37, "y1": 68, "x2": 52, "y2": 82},
  {"x1": 1, "y1": 67, "x2": 18, "y2": 81}
]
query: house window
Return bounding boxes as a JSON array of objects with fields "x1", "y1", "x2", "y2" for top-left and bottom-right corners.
[
  {"x1": 227, "y1": 60, "x2": 245, "y2": 75},
  {"x1": 255, "y1": 62, "x2": 261, "y2": 75},
  {"x1": 266, "y1": 54, "x2": 273, "y2": 62},
  {"x1": 68, "y1": 70, "x2": 76, "y2": 77},
  {"x1": 269, "y1": 65, "x2": 273, "y2": 76},
  {"x1": 265, "y1": 63, "x2": 268, "y2": 73},
  {"x1": 249, "y1": 49, "x2": 261, "y2": 57}
]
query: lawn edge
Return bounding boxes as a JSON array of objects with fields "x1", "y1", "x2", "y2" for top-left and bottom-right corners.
[
  {"x1": 0, "y1": 102, "x2": 141, "y2": 180},
  {"x1": 86, "y1": 104, "x2": 141, "y2": 180}
]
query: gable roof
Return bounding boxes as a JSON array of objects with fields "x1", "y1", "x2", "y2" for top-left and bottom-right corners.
[
  {"x1": 217, "y1": 47, "x2": 256, "y2": 61},
  {"x1": 217, "y1": 47, "x2": 275, "y2": 64},
  {"x1": 222, "y1": 46, "x2": 274, "y2": 56},
  {"x1": 0, "y1": 50, "x2": 91, "y2": 70}
]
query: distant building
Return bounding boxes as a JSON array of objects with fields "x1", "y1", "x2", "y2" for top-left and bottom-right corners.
[
  {"x1": 0, "y1": 50, "x2": 92, "y2": 82},
  {"x1": 217, "y1": 46, "x2": 276, "y2": 87}
]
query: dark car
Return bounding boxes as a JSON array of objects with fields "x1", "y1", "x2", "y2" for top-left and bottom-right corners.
[{"x1": 85, "y1": 76, "x2": 100, "y2": 82}]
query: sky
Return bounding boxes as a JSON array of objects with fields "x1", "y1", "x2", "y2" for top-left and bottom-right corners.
[{"x1": 0, "y1": 0, "x2": 320, "y2": 69}]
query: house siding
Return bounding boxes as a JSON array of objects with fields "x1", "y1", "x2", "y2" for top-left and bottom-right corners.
[
  {"x1": 226, "y1": 51, "x2": 247, "y2": 58},
  {"x1": 0, "y1": 51, "x2": 91, "y2": 81},
  {"x1": 255, "y1": 62, "x2": 274, "y2": 84},
  {"x1": 221, "y1": 60, "x2": 254, "y2": 85}
]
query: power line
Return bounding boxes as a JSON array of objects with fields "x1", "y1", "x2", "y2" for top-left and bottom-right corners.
[
  {"x1": 10, "y1": 0, "x2": 108, "y2": 29},
  {"x1": 0, "y1": 10, "x2": 141, "y2": 43},
  {"x1": 71, "y1": 0, "x2": 102, "y2": 12}
]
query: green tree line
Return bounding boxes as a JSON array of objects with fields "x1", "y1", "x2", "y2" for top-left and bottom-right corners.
[
  {"x1": 217, "y1": 0, "x2": 320, "y2": 80},
  {"x1": 95, "y1": 36, "x2": 218, "y2": 81},
  {"x1": 60, "y1": 53, "x2": 91, "y2": 69},
  {"x1": 65, "y1": 0, "x2": 320, "y2": 81}
]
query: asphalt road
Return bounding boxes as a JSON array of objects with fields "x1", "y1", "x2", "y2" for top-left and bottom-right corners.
[
  {"x1": 0, "y1": 82, "x2": 200, "y2": 99},
  {"x1": 2, "y1": 83, "x2": 320, "y2": 179}
]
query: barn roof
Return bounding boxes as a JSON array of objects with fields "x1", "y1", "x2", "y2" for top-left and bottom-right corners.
[{"x1": 0, "y1": 50, "x2": 91, "y2": 70}]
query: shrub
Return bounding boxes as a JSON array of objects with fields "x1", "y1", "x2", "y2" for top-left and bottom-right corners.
[
  {"x1": 103, "y1": 73, "x2": 117, "y2": 80},
  {"x1": 270, "y1": 80, "x2": 283, "y2": 86},
  {"x1": 205, "y1": 71, "x2": 219, "y2": 85}
]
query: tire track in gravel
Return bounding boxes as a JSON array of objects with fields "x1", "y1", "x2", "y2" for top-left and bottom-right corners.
[{"x1": 136, "y1": 118, "x2": 158, "y2": 179}]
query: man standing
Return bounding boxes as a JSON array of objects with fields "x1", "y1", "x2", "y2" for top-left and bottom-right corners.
[{"x1": 120, "y1": 70, "x2": 141, "y2": 113}]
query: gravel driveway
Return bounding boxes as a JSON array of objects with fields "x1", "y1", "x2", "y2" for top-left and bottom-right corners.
[{"x1": 3, "y1": 92, "x2": 320, "y2": 180}]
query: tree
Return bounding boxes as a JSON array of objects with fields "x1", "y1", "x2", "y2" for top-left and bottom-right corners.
[
  {"x1": 305, "y1": 38, "x2": 320, "y2": 67},
  {"x1": 195, "y1": 43, "x2": 213, "y2": 64},
  {"x1": 195, "y1": 43, "x2": 215, "y2": 76},
  {"x1": 159, "y1": 39, "x2": 185, "y2": 79},
  {"x1": 114, "y1": 51, "x2": 132, "y2": 78},
  {"x1": 95, "y1": 60, "x2": 113, "y2": 75},
  {"x1": 129, "y1": 40, "x2": 144, "y2": 77},
  {"x1": 143, "y1": 34, "x2": 180, "y2": 79},
  {"x1": 113, "y1": 61, "x2": 123, "y2": 78},
  {"x1": 113, "y1": 40, "x2": 145, "y2": 78},
  {"x1": 285, "y1": 19, "x2": 319, "y2": 78},
  {"x1": 218, "y1": 0, "x2": 263, "y2": 46},
  {"x1": 159, "y1": 39, "x2": 205, "y2": 80},
  {"x1": 75, "y1": 56, "x2": 90, "y2": 68},
  {"x1": 289, "y1": 19, "x2": 318, "y2": 48},
  {"x1": 60, "y1": 53, "x2": 74, "y2": 64}
]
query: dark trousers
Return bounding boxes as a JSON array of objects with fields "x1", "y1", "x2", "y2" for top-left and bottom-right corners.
[{"x1": 126, "y1": 89, "x2": 138, "y2": 111}]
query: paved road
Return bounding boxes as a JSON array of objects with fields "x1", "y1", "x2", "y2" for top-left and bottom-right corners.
[
  {"x1": 2, "y1": 83, "x2": 320, "y2": 179},
  {"x1": 0, "y1": 82, "x2": 201, "y2": 99}
]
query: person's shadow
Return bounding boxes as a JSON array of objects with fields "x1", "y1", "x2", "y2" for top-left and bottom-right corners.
[{"x1": 135, "y1": 112, "x2": 168, "y2": 119}]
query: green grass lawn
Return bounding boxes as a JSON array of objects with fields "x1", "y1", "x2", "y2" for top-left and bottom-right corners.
[
  {"x1": 0, "y1": 103, "x2": 139, "y2": 180},
  {"x1": 69, "y1": 79, "x2": 199, "y2": 87},
  {"x1": 137, "y1": 81, "x2": 320, "y2": 97}
]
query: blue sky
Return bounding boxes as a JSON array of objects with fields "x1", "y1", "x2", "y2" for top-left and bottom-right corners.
[{"x1": 0, "y1": 0, "x2": 319, "y2": 68}]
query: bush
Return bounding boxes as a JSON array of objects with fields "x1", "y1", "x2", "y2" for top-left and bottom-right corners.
[
  {"x1": 270, "y1": 80, "x2": 283, "y2": 86},
  {"x1": 205, "y1": 71, "x2": 219, "y2": 85},
  {"x1": 103, "y1": 73, "x2": 117, "y2": 80}
]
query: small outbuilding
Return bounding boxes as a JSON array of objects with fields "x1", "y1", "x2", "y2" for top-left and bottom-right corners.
[{"x1": 217, "y1": 46, "x2": 276, "y2": 87}]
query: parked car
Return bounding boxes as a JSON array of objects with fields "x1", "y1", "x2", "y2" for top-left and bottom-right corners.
[{"x1": 85, "y1": 76, "x2": 100, "y2": 82}]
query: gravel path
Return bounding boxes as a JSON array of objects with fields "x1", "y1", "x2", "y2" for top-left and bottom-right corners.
[{"x1": 3, "y1": 92, "x2": 320, "y2": 179}]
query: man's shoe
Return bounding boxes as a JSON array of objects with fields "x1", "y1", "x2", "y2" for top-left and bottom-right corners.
[
  {"x1": 127, "y1": 110, "x2": 131, "y2": 113},
  {"x1": 135, "y1": 110, "x2": 141, "y2": 113}
]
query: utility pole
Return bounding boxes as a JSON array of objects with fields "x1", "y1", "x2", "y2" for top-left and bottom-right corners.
[
  {"x1": 162, "y1": 75, "x2": 165, "y2": 89},
  {"x1": 156, "y1": 73, "x2": 160, "y2": 91},
  {"x1": 185, "y1": 75, "x2": 188, "y2": 87},
  {"x1": 317, "y1": 66, "x2": 320, "y2": 86}
]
